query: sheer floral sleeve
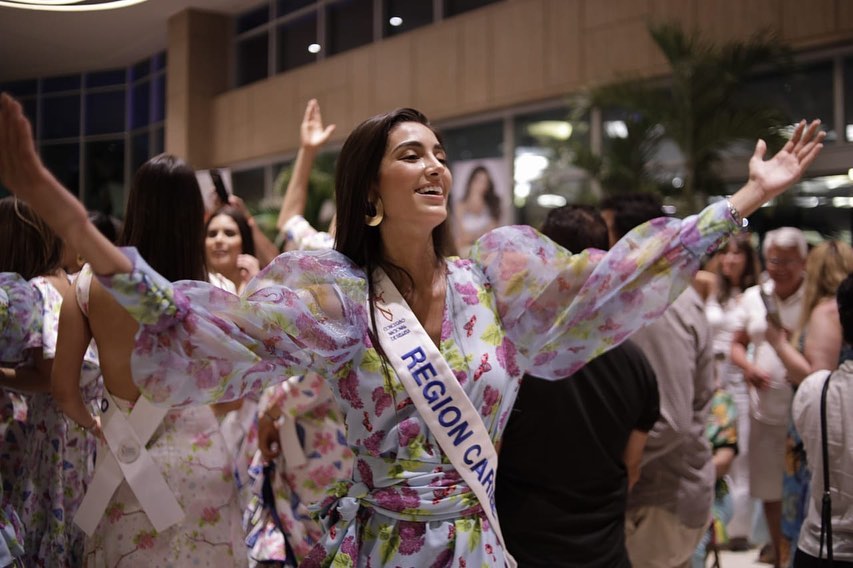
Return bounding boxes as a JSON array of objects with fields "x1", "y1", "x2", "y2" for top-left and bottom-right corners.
[
  {"x1": 97, "y1": 248, "x2": 368, "y2": 406},
  {"x1": 469, "y1": 199, "x2": 736, "y2": 379},
  {"x1": 0, "y1": 273, "x2": 42, "y2": 363}
]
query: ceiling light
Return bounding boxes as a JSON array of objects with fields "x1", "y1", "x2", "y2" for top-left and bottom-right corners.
[
  {"x1": 0, "y1": 0, "x2": 148, "y2": 10},
  {"x1": 389, "y1": 16, "x2": 403, "y2": 26},
  {"x1": 308, "y1": 43, "x2": 321, "y2": 54}
]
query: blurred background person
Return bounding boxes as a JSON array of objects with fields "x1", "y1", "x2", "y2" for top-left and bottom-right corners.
[
  {"x1": 790, "y1": 273, "x2": 853, "y2": 567},
  {"x1": 764, "y1": 240, "x2": 853, "y2": 564},
  {"x1": 731, "y1": 227, "x2": 808, "y2": 567},
  {"x1": 704, "y1": 232, "x2": 762, "y2": 548}
]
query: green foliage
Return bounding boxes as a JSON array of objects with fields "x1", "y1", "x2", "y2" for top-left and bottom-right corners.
[{"x1": 572, "y1": 22, "x2": 792, "y2": 213}]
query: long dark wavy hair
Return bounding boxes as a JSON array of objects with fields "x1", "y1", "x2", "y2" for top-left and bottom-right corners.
[
  {"x1": 334, "y1": 108, "x2": 455, "y2": 357},
  {"x1": 0, "y1": 197, "x2": 63, "y2": 280},
  {"x1": 118, "y1": 154, "x2": 207, "y2": 282}
]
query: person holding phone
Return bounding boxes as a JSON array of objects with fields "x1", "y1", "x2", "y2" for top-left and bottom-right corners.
[{"x1": 731, "y1": 227, "x2": 808, "y2": 567}]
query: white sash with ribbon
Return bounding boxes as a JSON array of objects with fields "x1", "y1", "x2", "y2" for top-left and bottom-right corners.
[
  {"x1": 74, "y1": 390, "x2": 184, "y2": 536},
  {"x1": 372, "y1": 268, "x2": 517, "y2": 568}
]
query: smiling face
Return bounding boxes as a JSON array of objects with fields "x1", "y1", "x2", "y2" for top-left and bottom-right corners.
[
  {"x1": 205, "y1": 213, "x2": 242, "y2": 275},
  {"x1": 374, "y1": 121, "x2": 452, "y2": 234}
]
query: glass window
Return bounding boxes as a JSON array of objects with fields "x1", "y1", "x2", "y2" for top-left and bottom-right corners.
[
  {"x1": 0, "y1": 79, "x2": 37, "y2": 97},
  {"x1": 41, "y1": 95, "x2": 81, "y2": 140},
  {"x1": 237, "y1": 4, "x2": 270, "y2": 34},
  {"x1": 236, "y1": 33, "x2": 270, "y2": 87},
  {"x1": 131, "y1": 58, "x2": 151, "y2": 81},
  {"x1": 42, "y1": 74, "x2": 81, "y2": 93},
  {"x1": 152, "y1": 51, "x2": 167, "y2": 71},
  {"x1": 40, "y1": 143, "x2": 80, "y2": 197},
  {"x1": 327, "y1": 0, "x2": 373, "y2": 56},
  {"x1": 151, "y1": 74, "x2": 166, "y2": 123},
  {"x1": 86, "y1": 90, "x2": 126, "y2": 135},
  {"x1": 442, "y1": 120, "x2": 503, "y2": 161},
  {"x1": 153, "y1": 127, "x2": 165, "y2": 156},
  {"x1": 384, "y1": 0, "x2": 433, "y2": 37},
  {"x1": 85, "y1": 69, "x2": 126, "y2": 88},
  {"x1": 276, "y1": 12, "x2": 318, "y2": 72},
  {"x1": 845, "y1": 57, "x2": 853, "y2": 142},
  {"x1": 232, "y1": 167, "x2": 266, "y2": 206},
  {"x1": 21, "y1": 98, "x2": 37, "y2": 126},
  {"x1": 513, "y1": 107, "x2": 591, "y2": 228},
  {"x1": 131, "y1": 80, "x2": 151, "y2": 129},
  {"x1": 444, "y1": 0, "x2": 502, "y2": 18},
  {"x1": 277, "y1": 0, "x2": 314, "y2": 17},
  {"x1": 740, "y1": 62, "x2": 835, "y2": 142},
  {"x1": 131, "y1": 132, "x2": 150, "y2": 174},
  {"x1": 84, "y1": 139, "x2": 126, "y2": 216}
]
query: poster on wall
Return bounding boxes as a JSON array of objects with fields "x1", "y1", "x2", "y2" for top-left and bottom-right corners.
[{"x1": 450, "y1": 158, "x2": 512, "y2": 256}]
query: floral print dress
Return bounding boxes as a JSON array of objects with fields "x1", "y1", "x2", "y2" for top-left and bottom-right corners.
[
  {"x1": 71, "y1": 265, "x2": 248, "y2": 567},
  {"x1": 0, "y1": 273, "x2": 42, "y2": 566},
  {"x1": 98, "y1": 201, "x2": 737, "y2": 567},
  {"x1": 244, "y1": 374, "x2": 354, "y2": 565},
  {"x1": 10, "y1": 275, "x2": 102, "y2": 567}
]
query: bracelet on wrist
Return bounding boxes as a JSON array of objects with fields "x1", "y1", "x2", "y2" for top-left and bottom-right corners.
[{"x1": 725, "y1": 199, "x2": 748, "y2": 229}]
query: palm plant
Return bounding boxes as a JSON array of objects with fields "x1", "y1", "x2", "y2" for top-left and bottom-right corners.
[{"x1": 573, "y1": 22, "x2": 792, "y2": 212}]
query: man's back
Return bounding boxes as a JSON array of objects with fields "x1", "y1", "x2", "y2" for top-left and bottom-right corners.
[
  {"x1": 496, "y1": 339, "x2": 659, "y2": 567},
  {"x1": 627, "y1": 286, "x2": 715, "y2": 528}
]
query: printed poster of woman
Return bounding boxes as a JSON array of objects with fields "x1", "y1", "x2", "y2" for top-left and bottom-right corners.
[{"x1": 450, "y1": 158, "x2": 513, "y2": 256}]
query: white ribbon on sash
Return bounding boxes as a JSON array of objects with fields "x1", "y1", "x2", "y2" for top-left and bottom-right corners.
[
  {"x1": 372, "y1": 268, "x2": 517, "y2": 568},
  {"x1": 74, "y1": 390, "x2": 184, "y2": 536}
]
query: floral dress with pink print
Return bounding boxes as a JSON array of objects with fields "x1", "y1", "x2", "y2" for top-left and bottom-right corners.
[
  {"x1": 69, "y1": 265, "x2": 247, "y2": 567},
  {"x1": 98, "y1": 201, "x2": 737, "y2": 567},
  {"x1": 0, "y1": 273, "x2": 42, "y2": 566},
  {"x1": 244, "y1": 373, "x2": 354, "y2": 565},
  {"x1": 9, "y1": 276, "x2": 102, "y2": 567}
]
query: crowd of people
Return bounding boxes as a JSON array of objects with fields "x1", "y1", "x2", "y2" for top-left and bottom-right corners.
[{"x1": 0, "y1": 89, "x2": 847, "y2": 568}]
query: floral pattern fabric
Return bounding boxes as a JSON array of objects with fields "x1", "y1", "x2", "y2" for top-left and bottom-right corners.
[
  {"x1": 10, "y1": 276, "x2": 102, "y2": 567},
  {"x1": 71, "y1": 265, "x2": 247, "y2": 567},
  {"x1": 0, "y1": 273, "x2": 42, "y2": 566},
  {"x1": 99, "y1": 201, "x2": 736, "y2": 566},
  {"x1": 84, "y1": 397, "x2": 248, "y2": 567},
  {"x1": 244, "y1": 374, "x2": 354, "y2": 565}
]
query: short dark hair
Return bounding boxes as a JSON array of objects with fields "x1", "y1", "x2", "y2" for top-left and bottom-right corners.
[
  {"x1": 118, "y1": 154, "x2": 207, "y2": 282},
  {"x1": 0, "y1": 197, "x2": 63, "y2": 279},
  {"x1": 540, "y1": 204, "x2": 609, "y2": 252},
  {"x1": 206, "y1": 205, "x2": 255, "y2": 257},
  {"x1": 600, "y1": 193, "x2": 664, "y2": 240},
  {"x1": 837, "y1": 273, "x2": 853, "y2": 345}
]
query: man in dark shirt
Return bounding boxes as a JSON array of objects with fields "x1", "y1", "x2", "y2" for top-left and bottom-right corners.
[{"x1": 496, "y1": 205, "x2": 660, "y2": 567}]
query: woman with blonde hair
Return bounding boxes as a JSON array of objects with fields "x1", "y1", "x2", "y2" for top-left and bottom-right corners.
[{"x1": 766, "y1": 239, "x2": 853, "y2": 564}]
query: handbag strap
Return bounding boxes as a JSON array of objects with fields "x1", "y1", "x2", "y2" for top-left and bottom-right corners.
[
  {"x1": 372, "y1": 268, "x2": 517, "y2": 568},
  {"x1": 819, "y1": 370, "x2": 834, "y2": 564}
]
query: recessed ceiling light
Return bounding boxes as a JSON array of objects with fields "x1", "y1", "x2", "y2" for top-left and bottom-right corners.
[
  {"x1": 389, "y1": 16, "x2": 403, "y2": 27},
  {"x1": 0, "y1": 0, "x2": 148, "y2": 10},
  {"x1": 308, "y1": 43, "x2": 321, "y2": 54}
]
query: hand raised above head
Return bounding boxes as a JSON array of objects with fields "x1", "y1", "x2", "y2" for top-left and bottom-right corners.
[
  {"x1": 301, "y1": 98, "x2": 336, "y2": 151},
  {"x1": 748, "y1": 119, "x2": 825, "y2": 203},
  {"x1": 0, "y1": 93, "x2": 49, "y2": 202}
]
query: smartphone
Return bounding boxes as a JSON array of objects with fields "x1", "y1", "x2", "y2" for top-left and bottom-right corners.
[
  {"x1": 760, "y1": 289, "x2": 783, "y2": 328},
  {"x1": 209, "y1": 169, "x2": 230, "y2": 206}
]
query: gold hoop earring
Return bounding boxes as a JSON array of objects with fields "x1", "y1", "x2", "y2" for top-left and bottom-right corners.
[{"x1": 365, "y1": 198, "x2": 384, "y2": 227}]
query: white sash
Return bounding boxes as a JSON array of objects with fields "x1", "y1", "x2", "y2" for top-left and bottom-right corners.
[
  {"x1": 372, "y1": 269, "x2": 517, "y2": 568},
  {"x1": 74, "y1": 390, "x2": 184, "y2": 535}
]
